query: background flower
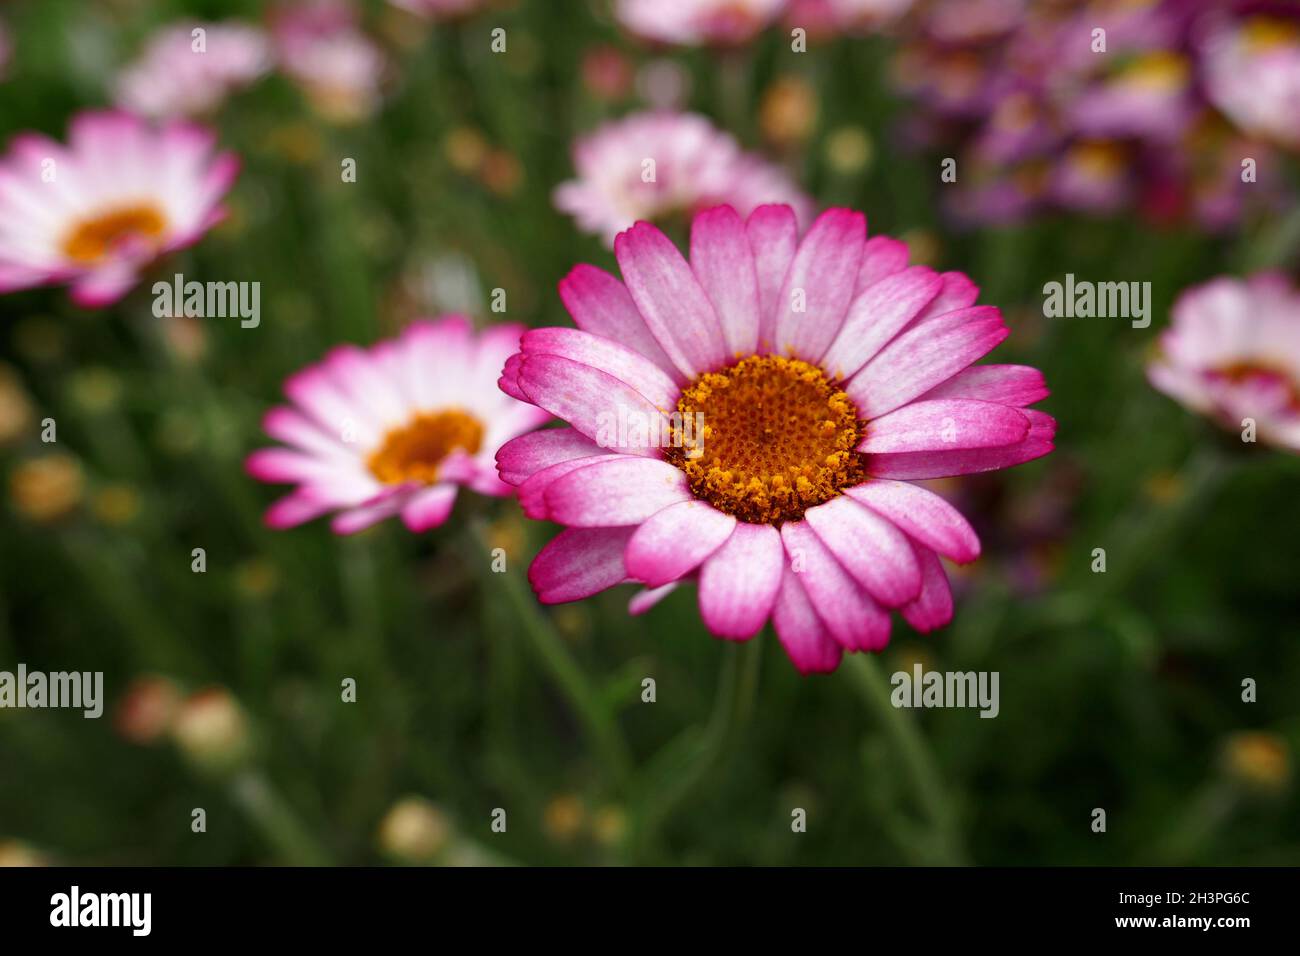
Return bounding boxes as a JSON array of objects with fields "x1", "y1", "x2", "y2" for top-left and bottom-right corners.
[{"x1": 113, "y1": 21, "x2": 271, "y2": 119}]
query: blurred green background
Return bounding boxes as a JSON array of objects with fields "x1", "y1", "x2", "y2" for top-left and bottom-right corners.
[{"x1": 1, "y1": 0, "x2": 1298, "y2": 866}]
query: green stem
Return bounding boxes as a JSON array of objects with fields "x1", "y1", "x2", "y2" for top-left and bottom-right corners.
[
  {"x1": 228, "y1": 771, "x2": 332, "y2": 866},
  {"x1": 846, "y1": 653, "x2": 966, "y2": 865},
  {"x1": 469, "y1": 520, "x2": 633, "y2": 788}
]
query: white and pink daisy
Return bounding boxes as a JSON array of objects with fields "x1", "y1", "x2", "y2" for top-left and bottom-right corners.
[
  {"x1": 497, "y1": 203, "x2": 1055, "y2": 674},
  {"x1": 272, "y1": 0, "x2": 386, "y2": 124},
  {"x1": 1148, "y1": 273, "x2": 1300, "y2": 452},
  {"x1": 554, "y1": 111, "x2": 813, "y2": 247},
  {"x1": 0, "y1": 111, "x2": 238, "y2": 307},
  {"x1": 247, "y1": 316, "x2": 551, "y2": 534},
  {"x1": 113, "y1": 22, "x2": 271, "y2": 119},
  {"x1": 1203, "y1": 14, "x2": 1300, "y2": 150},
  {"x1": 616, "y1": 0, "x2": 789, "y2": 47}
]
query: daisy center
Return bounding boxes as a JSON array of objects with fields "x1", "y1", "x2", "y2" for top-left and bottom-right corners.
[
  {"x1": 665, "y1": 355, "x2": 865, "y2": 525},
  {"x1": 62, "y1": 204, "x2": 169, "y2": 264},
  {"x1": 367, "y1": 409, "x2": 484, "y2": 485}
]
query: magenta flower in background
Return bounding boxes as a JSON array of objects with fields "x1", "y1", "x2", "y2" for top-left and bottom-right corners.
[
  {"x1": 248, "y1": 317, "x2": 551, "y2": 534},
  {"x1": 113, "y1": 22, "x2": 271, "y2": 119},
  {"x1": 616, "y1": 0, "x2": 789, "y2": 47},
  {"x1": 554, "y1": 111, "x2": 813, "y2": 246},
  {"x1": 497, "y1": 203, "x2": 1055, "y2": 674},
  {"x1": 0, "y1": 111, "x2": 238, "y2": 307},
  {"x1": 272, "y1": 0, "x2": 386, "y2": 124},
  {"x1": 1202, "y1": 12, "x2": 1300, "y2": 150},
  {"x1": 1148, "y1": 273, "x2": 1300, "y2": 453}
]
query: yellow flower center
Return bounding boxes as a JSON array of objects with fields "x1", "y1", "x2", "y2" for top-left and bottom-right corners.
[
  {"x1": 1241, "y1": 17, "x2": 1300, "y2": 53},
  {"x1": 664, "y1": 355, "x2": 866, "y2": 525},
  {"x1": 62, "y1": 204, "x2": 169, "y2": 264},
  {"x1": 367, "y1": 409, "x2": 484, "y2": 485},
  {"x1": 1119, "y1": 51, "x2": 1189, "y2": 93}
]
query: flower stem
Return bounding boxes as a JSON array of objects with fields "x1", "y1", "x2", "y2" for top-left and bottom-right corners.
[
  {"x1": 470, "y1": 520, "x2": 633, "y2": 788},
  {"x1": 846, "y1": 653, "x2": 967, "y2": 865}
]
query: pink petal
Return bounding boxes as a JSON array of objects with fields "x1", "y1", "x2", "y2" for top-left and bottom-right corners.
[
  {"x1": 780, "y1": 520, "x2": 891, "y2": 650},
  {"x1": 629, "y1": 582, "x2": 680, "y2": 616},
  {"x1": 330, "y1": 491, "x2": 409, "y2": 535},
  {"x1": 821, "y1": 266, "x2": 942, "y2": 381},
  {"x1": 624, "y1": 499, "x2": 737, "y2": 587},
  {"x1": 690, "y1": 205, "x2": 761, "y2": 357},
  {"x1": 543, "y1": 456, "x2": 693, "y2": 527},
  {"x1": 515, "y1": 353, "x2": 667, "y2": 455},
  {"x1": 496, "y1": 427, "x2": 606, "y2": 485},
  {"x1": 918, "y1": 364, "x2": 1049, "y2": 406},
  {"x1": 845, "y1": 479, "x2": 980, "y2": 563},
  {"x1": 900, "y1": 543, "x2": 954, "y2": 633},
  {"x1": 498, "y1": 353, "x2": 528, "y2": 401},
  {"x1": 912, "y1": 271, "x2": 980, "y2": 323},
  {"x1": 529, "y1": 527, "x2": 635, "y2": 604},
  {"x1": 805, "y1": 495, "x2": 922, "y2": 608},
  {"x1": 558, "y1": 263, "x2": 681, "y2": 380},
  {"x1": 746, "y1": 204, "x2": 799, "y2": 352},
  {"x1": 264, "y1": 492, "x2": 334, "y2": 529},
  {"x1": 772, "y1": 565, "x2": 844, "y2": 675},
  {"x1": 521, "y1": 327, "x2": 680, "y2": 411},
  {"x1": 615, "y1": 221, "x2": 727, "y2": 379},
  {"x1": 697, "y1": 522, "x2": 784, "y2": 640},
  {"x1": 854, "y1": 236, "x2": 911, "y2": 294},
  {"x1": 774, "y1": 208, "x2": 866, "y2": 360},
  {"x1": 847, "y1": 306, "x2": 1009, "y2": 418},
  {"x1": 400, "y1": 485, "x2": 459, "y2": 532},
  {"x1": 517, "y1": 454, "x2": 621, "y2": 520},
  {"x1": 868, "y1": 409, "x2": 1057, "y2": 479},
  {"x1": 859, "y1": 399, "x2": 1030, "y2": 454}
]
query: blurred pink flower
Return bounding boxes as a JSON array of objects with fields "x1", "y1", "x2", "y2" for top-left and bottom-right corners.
[
  {"x1": 616, "y1": 0, "x2": 789, "y2": 47},
  {"x1": 272, "y1": 0, "x2": 386, "y2": 123},
  {"x1": 113, "y1": 22, "x2": 271, "y2": 118},
  {"x1": 554, "y1": 111, "x2": 813, "y2": 246},
  {"x1": 788, "y1": 0, "x2": 914, "y2": 36},
  {"x1": 1149, "y1": 273, "x2": 1300, "y2": 452},
  {"x1": 497, "y1": 204, "x2": 1055, "y2": 674},
  {"x1": 1203, "y1": 13, "x2": 1300, "y2": 150},
  {"x1": 248, "y1": 317, "x2": 550, "y2": 534},
  {"x1": 0, "y1": 111, "x2": 238, "y2": 307},
  {"x1": 388, "y1": 0, "x2": 487, "y2": 18}
]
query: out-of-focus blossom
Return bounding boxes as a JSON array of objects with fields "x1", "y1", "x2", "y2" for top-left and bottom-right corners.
[
  {"x1": 0, "y1": 111, "x2": 238, "y2": 307},
  {"x1": 1221, "y1": 731, "x2": 1291, "y2": 794},
  {"x1": 824, "y1": 125, "x2": 874, "y2": 174},
  {"x1": 635, "y1": 59, "x2": 691, "y2": 110},
  {"x1": 890, "y1": 1, "x2": 1290, "y2": 228},
  {"x1": 1148, "y1": 272, "x2": 1300, "y2": 452},
  {"x1": 759, "y1": 75, "x2": 819, "y2": 148},
  {"x1": 171, "y1": 687, "x2": 251, "y2": 770},
  {"x1": 1203, "y1": 12, "x2": 1300, "y2": 150},
  {"x1": 788, "y1": 0, "x2": 914, "y2": 36},
  {"x1": 114, "y1": 22, "x2": 271, "y2": 118},
  {"x1": 9, "y1": 453, "x2": 84, "y2": 522},
  {"x1": 247, "y1": 316, "x2": 549, "y2": 534},
  {"x1": 554, "y1": 111, "x2": 813, "y2": 246},
  {"x1": 497, "y1": 203, "x2": 1055, "y2": 674},
  {"x1": 387, "y1": 0, "x2": 487, "y2": 18},
  {"x1": 616, "y1": 0, "x2": 788, "y2": 47},
  {"x1": 272, "y1": 0, "x2": 387, "y2": 124},
  {"x1": 0, "y1": 362, "x2": 33, "y2": 446},
  {"x1": 115, "y1": 675, "x2": 183, "y2": 745},
  {"x1": 377, "y1": 796, "x2": 452, "y2": 861}
]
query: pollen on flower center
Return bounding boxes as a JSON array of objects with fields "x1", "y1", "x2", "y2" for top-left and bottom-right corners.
[
  {"x1": 62, "y1": 204, "x2": 169, "y2": 264},
  {"x1": 664, "y1": 355, "x2": 866, "y2": 525},
  {"x1": 367, "y1": 409, "x2": 484, "y2": 485}
]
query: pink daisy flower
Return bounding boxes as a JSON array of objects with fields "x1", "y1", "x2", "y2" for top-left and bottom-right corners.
[
  {"x1": 113, "y1": 22, "x2": 271, "y2": 119},
  {"x1": 554, "y1": 111, "x2": 813, "y2": 247},
  {"x1": 1203, "y1": 14, "x2": 1300, "y2": 150},
  {"x1": 0, "y1": 111, "x2": 238, "y2": 308},
  {"x1": 272, "y1": 0, "x2": 387, "y2": 124},
  {"x1": 1148, "y1": 273, "x2": 1300, "y2": 453},
  {"x1": 496, "y1": 204, "x2": 1055, "y2": 674},
  {"x1": 247, "y1": 316, "x2": 551, "y2": 534},
  {"x1": 616, "y1": 0, "x2": 789, "y2": 47}
]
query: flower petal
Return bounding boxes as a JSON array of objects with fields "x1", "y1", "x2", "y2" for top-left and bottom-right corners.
[
  {"x1": 543, "y1": 456, "x2": 693, "y2": 526},
  {"x1": 400, "y1": 485, "x2": 459, "y2": 532},
  {"x1": 521, "y1": 327, "x2": 680, "y2": 411},
  {"x1": 900, "y1": 543, "x2": 954, "y2": 633},
  {"x1": 615, "y1": 220, "x2": 728, "y2": 378},
  {"x1": 496, "y1": 427, "x2": 605, "y2": 485},
  {"x1": 774, "y1": 208, "x2": 866, "y2": 360},
  {"x1": 859, "y1": 399, "x2": 1029, "y2": 454},
  {"x1": 846, "y1": 479, "x2": 980, "y2": 563},
  {"x1": 529, "y1": 527, "x2": 635, "y2": 604},
  {"x1": 690, "y1": 205, "x2": 761, "y2": 357},
  {"x1": 854, "y1": 236, "x2": 911, "y2": 294},
  {"x1": 772, "y1": 564, "x2": 844, "y2": 674},
  {"x1": 558, "y1": 263, "x2": 681, "y2": 380},
  {"x1": 517, "y1": 454, "x2": 623, "y2": 520},
  {"x1": 918, "y1": 364, "x2": 1049, "y2": 406},
  {"x1": 867, "y1": 409, "x2": 1057, "y2": 479},
  {"x1": 847, "y1": 306, "x2": 1009, "y2": 418},
  {"x1": 697, "y1": 522, "x2": 784, "y2": 639},
  {"x1": 629, "y1": 582, "x2": 680, "y2": 616},
  {"x1": 515, "y1": 353, "x2": 667, "y2": 455},
  {"x1": 805, "y1": 495, "x2": 922, "y2": 608},
  {"x1": 780, "y1": 520, "x2": 891, "y2": 650},
  {"x1": 624, "y1": 499, "x2": 737, "y2": 587},
  {"x1": 746, "y1": 203, "x2": 799, "y2": 352},
  {"x1": 821, "y1": 266, "x2": 942, "y2": 381}
]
